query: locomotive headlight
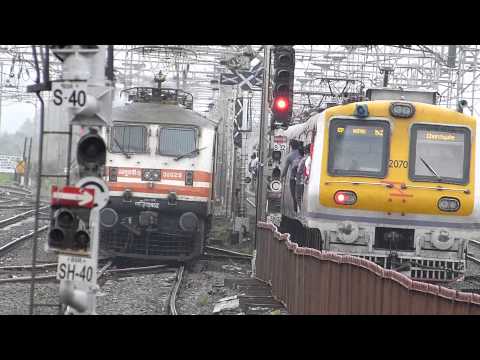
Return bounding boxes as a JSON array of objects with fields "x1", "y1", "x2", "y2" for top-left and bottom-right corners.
[
  {"x1": 390, "y1": 102, "x2": 415, "y2": 118},
  {"x1": 142, "y1": 169, "x2": 160, "y2": 181},
  {"x1": 438, "y1": 197, "x2": 460, "y2": 212},
  {"x1": 151, "y1": 170, "x2": 160, "y2": 181},
  {"x1": 142, "y1": 169, "x2": 152, "y2": 181}
]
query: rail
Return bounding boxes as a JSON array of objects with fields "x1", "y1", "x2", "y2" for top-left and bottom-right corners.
[
  {"x1": 0, "y1": 206, "x2": 49, "y2": 229},
  {"x1": 255, "y1": 222, "x2": 480, "y2": 314},
  {"x1": 169, "y1": 265, "x2": 184, "y2": 315},
  {"x1": 0, "y1": 226, "x2": 48, "y2": 257}
]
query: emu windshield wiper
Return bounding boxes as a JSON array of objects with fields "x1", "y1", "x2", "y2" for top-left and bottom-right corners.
[
  {"x1": 420, "y1": 157, "x2": 442, "y2": 180},
  {"x1": 113, "y1": 137, "x2": 131, "y2": 159},
  {"x1": 174, "y1": 147, "x2": 207, "y2": 161}
]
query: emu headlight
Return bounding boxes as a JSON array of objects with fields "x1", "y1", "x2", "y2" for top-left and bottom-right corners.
[
  {"x1": 390, "y1": 102, "x2": 415, "y2": 118},
  {"x1": 438, "y1": 197, "x2": 460, "y2": 212},
  {"x1": 334, "y1": 191, "x2": 357, "y2": 205}
]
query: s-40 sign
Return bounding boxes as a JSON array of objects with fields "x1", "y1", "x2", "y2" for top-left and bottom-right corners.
[
  {"x1": 57, "y1": 254, "x2": 96, "y2": 285},
  {"x1": 52, "y1": 81, "x2": 87, "y2": 109}
]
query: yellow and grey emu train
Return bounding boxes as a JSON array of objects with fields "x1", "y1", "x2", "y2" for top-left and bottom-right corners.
[
  {"x1": 99, "y1": 87, "x2": 217, "y2": 261},
  {"x1": 280, "y1": 91, "x2": 478, "y2": 282}
]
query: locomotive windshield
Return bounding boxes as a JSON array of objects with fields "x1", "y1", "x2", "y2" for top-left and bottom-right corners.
[
  {"x1": 328, "y1": 118, "x2": 390, "y2": 178},
  {"x1": 409, "y1": 124, "x2": 470, "y2": 185},
  {"x1": 111, "y1": 125, "x2": 148, "y2": 154},
  {"x1": 158, "y1": 127, "x2": 197, "y2": 156}
]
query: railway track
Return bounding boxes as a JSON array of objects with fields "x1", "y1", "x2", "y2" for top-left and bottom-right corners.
[
  {"x1": 0, "y1": 225, "x2": 48, "y2": 258},
  {"x1": 168, "y1": 265, "x2": 184, "y2": 315},
  {"x1": 0, "y1": 185, "x2": 32, "y2": 194},
  {"x1": 0, "y1": 205, "x2": 36, "y2": 210},
  {"x1": 0, "y1": 206, "x2": 49, "y2": 229},
  {"x1": 203, "y1": 246, "x2": 253, "y2": 261}
]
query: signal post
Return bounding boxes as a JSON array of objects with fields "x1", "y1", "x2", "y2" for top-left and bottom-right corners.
[
  {"x1": 47, "y1": 45, "x2": 113, "y2": 314},
  {"x1": 255, "y1": 45, "x2": 295, "y2": 233}
]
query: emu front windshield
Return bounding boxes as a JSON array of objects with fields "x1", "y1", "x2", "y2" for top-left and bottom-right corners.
[
  {"x1": 409, "y1": 124, "x2": 471, "y2": 185},
  {"x1": 328, "y1": 119, "x2": 390, "y2": 178}
]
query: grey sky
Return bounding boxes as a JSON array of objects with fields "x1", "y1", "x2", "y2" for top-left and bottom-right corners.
[{"x1": 1, "y1": 102, "x2": 35, "y2": 134}]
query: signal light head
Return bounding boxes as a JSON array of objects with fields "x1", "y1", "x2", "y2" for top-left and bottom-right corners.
[
  {"x1": 74, "y1": 230, "x2": 90, "y2": 247},
  {"x1": 334, "y1": 191, "x2": 357, "y2": 205},
  {"x1": 273, "y1": 96, "x2": 289, "y2": 112},
  {"x1": 56, "y1": 209, "x2": 76, "y2": 229},
  {"x1": 49, "y1": 228, "x2": 65, "y2": 246},
  {"x1": 77, "y1": 129, "x2": 106, "y2": 171},
  {"x1": 278, "y1": 53, "x2": 293, "y2": 67}
]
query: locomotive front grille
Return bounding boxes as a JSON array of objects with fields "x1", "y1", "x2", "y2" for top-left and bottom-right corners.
[{"x1": 101, "y1": 229, "x2": 195, "y2": 257}]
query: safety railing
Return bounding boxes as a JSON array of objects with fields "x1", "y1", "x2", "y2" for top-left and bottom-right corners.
[{"x1": 255, "y1": 222, "x2": 480, "y2": 315}]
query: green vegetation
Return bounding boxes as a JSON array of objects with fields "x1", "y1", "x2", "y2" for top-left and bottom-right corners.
[{"x1": 197, "y1": 294, "x2": 210, "y2": 306}]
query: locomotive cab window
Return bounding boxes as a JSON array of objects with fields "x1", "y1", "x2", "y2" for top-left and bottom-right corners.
[
  {"x1": 328, "y1": 118, "x2": 390, "y2": 178},
  {"x1": 409, "y1": 124, "x2": 471, "y2": 185},
  {"x1": 158, "y1": 127, "x2": 197, "y2": 157},
  {"x1": 111, "y1": 125, "x2": 148, "y2": 153}
]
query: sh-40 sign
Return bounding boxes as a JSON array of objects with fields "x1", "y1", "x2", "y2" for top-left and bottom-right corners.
[{"x1": 57, "y1": 255, "x2": 96, "y2": 285}]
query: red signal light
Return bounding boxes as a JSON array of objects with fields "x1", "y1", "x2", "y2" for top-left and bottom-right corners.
[
  {"x1": 334, "y1": 191, "x2": 357, "y2": 205},
  {"x1": 273, "y1": 96, "x2": 289, "y2": 112}
]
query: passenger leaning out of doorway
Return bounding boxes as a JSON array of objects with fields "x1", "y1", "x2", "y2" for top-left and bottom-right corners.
[
  {"x1": 295, "y1": 144, "x2": 310, "y2": 211},
  {"x1": 248, "y1": 153, "x2": 258, "y2": 181},
  {"x1": 281, "y1": 140, "x2": 302, "y2": 212}
]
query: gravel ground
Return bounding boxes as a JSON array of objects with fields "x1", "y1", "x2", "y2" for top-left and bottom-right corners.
[
  {"x1": 176, "y1": 260, "x2": 249, "y2": 315},
  {"x1": 177, "y1": 258, "x2": 287, "y2": 315},
  {"x1": 0, "y1": 219, "x2": 55, "y2": 266},
  {"x1": 0, "y1": 281, "x2": 60, "y2": 315},
  {"x1": 96, "y1": 271, "x2": 178, "y2": 315},
  {"x1": 0, "y1": 214, "x2": 60, "y2": 315}
]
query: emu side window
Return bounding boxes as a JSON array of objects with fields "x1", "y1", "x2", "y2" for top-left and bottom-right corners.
[
  {"x1": 158, "y1": 127, "x2": 197, "y2": 156},
  {"x1": 328, "y1": 118, "x2": 390, "y2": 178},
  {"x1": 111, "y1": 125, "x2": 148, "y2": 154}
]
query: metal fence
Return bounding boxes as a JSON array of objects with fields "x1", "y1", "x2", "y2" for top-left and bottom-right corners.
[{"x1": 255, "y1": 222, "x2": 480, "y2": 315}]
